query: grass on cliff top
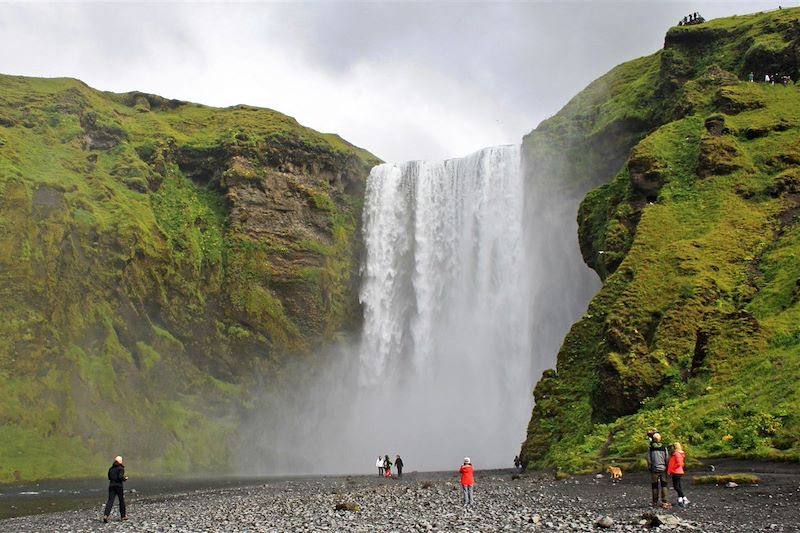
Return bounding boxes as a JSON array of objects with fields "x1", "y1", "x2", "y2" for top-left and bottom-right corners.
[{"x1": 665, "y1": 6, "x2": 800, "y2": 79}]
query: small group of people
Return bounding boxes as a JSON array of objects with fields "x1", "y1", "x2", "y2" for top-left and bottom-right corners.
[
  {"x1": 746, "y1": 70, "x2": 794, "y2": 85},
  {"x1": 761, "y1": 73, "x2": 793, "y2": 86},
  {"x1": 647, "y1": 429, "x2": 689, "y2": 508},
  {"x1": 678, "y1": 12, "x2": 704, "y2": 26},
  {"x1": 376, "y1": 454, "x2": 404, "y2": 478}
]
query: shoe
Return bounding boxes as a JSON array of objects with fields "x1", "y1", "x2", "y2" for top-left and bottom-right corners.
[
  {"x1": 103, "y1": 516, "x2": 109, "y2": 523},
  {"x1": 121, "y1": 516, "x2": 129, "y2": 521}
]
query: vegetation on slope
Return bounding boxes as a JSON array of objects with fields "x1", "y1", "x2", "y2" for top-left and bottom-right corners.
[
  {"x1": 0, "y1": 75, "x2": 378, "y2": 481},
  {"x1": 522, "y1": 7, "x2": 800, "y2": 471}
]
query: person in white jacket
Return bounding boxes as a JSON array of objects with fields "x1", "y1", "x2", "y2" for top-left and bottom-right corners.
[{"x1": 376, "y1": 456, "x2": 384, "y2": 477}]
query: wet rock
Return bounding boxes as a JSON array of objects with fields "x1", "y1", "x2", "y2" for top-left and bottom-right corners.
[
  {"x1": 334, "y1": 502, "x2": 360, "y2": 512},
  {"x1": 643, "y1": 512, "x2": 684, "y2": 526},
  {"x1": 595, "y1": 515, "x2": 614, "y2": 528}
]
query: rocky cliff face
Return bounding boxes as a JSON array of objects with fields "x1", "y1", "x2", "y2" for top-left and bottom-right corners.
[
  {"x1": 522, "y1": 7, "x2": 800, "y2": 470},
  {"x1": 0, "y1": 75, "x2": 378, "y2": 481}
]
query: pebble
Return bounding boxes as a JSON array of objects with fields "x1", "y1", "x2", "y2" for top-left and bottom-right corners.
[
  {"x1": 595, "y1": 515, "x2": 614, "y2": 528},
  {"x1": 2, "y1": 469, "x2": 798, "y2": 532}
]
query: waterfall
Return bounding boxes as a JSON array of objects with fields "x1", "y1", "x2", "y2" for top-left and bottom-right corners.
[
  {"x1": 238, "y1": 144, "x2": 600, "y2": 475},
  {"x1": 355, "y1": 145, "x2": 534, "y2": 469}
]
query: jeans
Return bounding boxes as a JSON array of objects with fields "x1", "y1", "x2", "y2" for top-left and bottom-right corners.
[
  {"x1": 104, "y1": 485, "x2": 126, "y2": 518},
  {"x1": 672, "y1": 474, "x2": 684, "y2": 498},
  {"x1": 462, "y1": 484, "x2": 473, "y2": 505}
]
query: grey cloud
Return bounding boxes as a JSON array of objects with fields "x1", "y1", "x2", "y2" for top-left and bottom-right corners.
[{"x1": 0, "y1": 1, "x2": 787, "y2": 161}]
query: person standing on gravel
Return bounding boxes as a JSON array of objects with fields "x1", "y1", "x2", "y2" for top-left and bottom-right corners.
[
  {"x1": 668, "y1": 442, "x2": 689, "y2": 507},
  {"x1": 103, "y1": 455, "x2": 129, "y2": 523},
  {"x1": 459, "y1": 457, "x2": 475, "y2": 506},
  {"x1": 376, "y1": 456, "x2": 384, "y2": 477},
  {"x1": 395, "y1": 455, "x2": 404, "y2": 478},
  {"x1": 383, "y1": 454, "x2": 392, "y2": 477},
  {"x1": 647, "y1": 433, "x2": 670, "y2": 508}
]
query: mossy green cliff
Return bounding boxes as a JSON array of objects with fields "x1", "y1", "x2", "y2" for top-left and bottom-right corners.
[
  {"x1": 522, "y1": 8, "x2": 800, "y2": 470},
  {"x1": 0, "y1": 75, "x2": 378, "y2": 481}
]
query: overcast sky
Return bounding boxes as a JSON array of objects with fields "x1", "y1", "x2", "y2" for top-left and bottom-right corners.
[{"x1": 0, "y1": 1, "x2": 791, "y2": 162}]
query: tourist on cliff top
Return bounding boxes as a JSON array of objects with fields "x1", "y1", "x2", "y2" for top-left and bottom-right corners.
[
  {"x1": 647, "y1": 433, "x2": 671, "y2": 508},
  {"x1": 103, "y1": 455, "x2": 129, "y2": 523},
  {"x1": 376, "y1": 455, "x2": 384, "y2": 477},
  {"x1": 383, "y1": 454, "x2": 393, "y2": 477},
  {"x1": 668, "y1": 442, "x2": 689, "y2": 507},
  {"x1": 459, "y1": 457, "x2": 475, "y2": 506},
  {"x1": 395, "y1": 455, "x2": 404, "y2": 478},
  {"x1": 513, "y1": 455, "x2": 522, "y2": 473}
]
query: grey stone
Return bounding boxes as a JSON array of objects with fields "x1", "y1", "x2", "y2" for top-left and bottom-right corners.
[{"x1": 595, "y1": 515, "x2": 614, "y2": 528}]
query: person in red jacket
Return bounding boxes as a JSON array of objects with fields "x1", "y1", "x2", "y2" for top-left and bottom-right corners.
[
  {"x1": 459, "y1": 457, "x2": 475, "y2": 506},
  {"x1": 668, "y1": 442, "x2": 689, "y2": 507}
]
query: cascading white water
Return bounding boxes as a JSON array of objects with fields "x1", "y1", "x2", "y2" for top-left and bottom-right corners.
[
  {"x1": 238, "y1": 143, "x2": 600, "y2": 475},
  {"x1": 355, "y1": 145, "x2": 533, "y2": 469}
]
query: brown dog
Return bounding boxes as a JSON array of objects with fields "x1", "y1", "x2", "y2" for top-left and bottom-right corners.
[{"x1": 607, "y1": 466, "x2": 623, "y2": 481}]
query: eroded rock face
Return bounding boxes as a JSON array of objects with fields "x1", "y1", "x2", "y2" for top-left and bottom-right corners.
[
  {"x1": 219, "y1": 150, "x2": 368, "y2": 340},
  {"x1": 628, "y1": 151, "x2": 666, "y2": 200},
  {"x1": 225, "y1": 162, "x2": 332, "y2": 245}
]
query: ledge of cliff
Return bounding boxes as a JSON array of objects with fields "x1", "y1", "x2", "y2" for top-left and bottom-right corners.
[
  {"x1": 522, "y1": 7, "x2": 800, "y2": 471},
  {"x1": 0, "y1": 75, "x2": 379, "y2": 481}
]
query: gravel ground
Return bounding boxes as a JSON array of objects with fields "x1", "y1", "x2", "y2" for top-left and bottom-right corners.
[{"x1": 2, "y1": 461, "x2": 798, "y2": 532}]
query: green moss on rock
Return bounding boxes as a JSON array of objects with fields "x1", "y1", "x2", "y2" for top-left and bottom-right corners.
[
  {"x1": 0, "y1": 73, "x2": 378, "y2": 481},
  {"x1": 522, "y1": 7, "x2": 800, "y2": 471}
]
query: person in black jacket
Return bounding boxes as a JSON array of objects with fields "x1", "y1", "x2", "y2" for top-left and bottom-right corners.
[
  {"x1": 383, "y1": 454, "x2": 392, "y2": 477},
  {"x1": 395, "y1": 455, "x2": 404, "y2": 478},
  {"x1": 103, "y1": 455, "x2": 128, "y2": 522}
]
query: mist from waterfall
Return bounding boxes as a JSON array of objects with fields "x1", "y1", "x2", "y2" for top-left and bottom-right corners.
[{"x1": 238, "y1": 145, "x2": 600, "y2": 475}]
